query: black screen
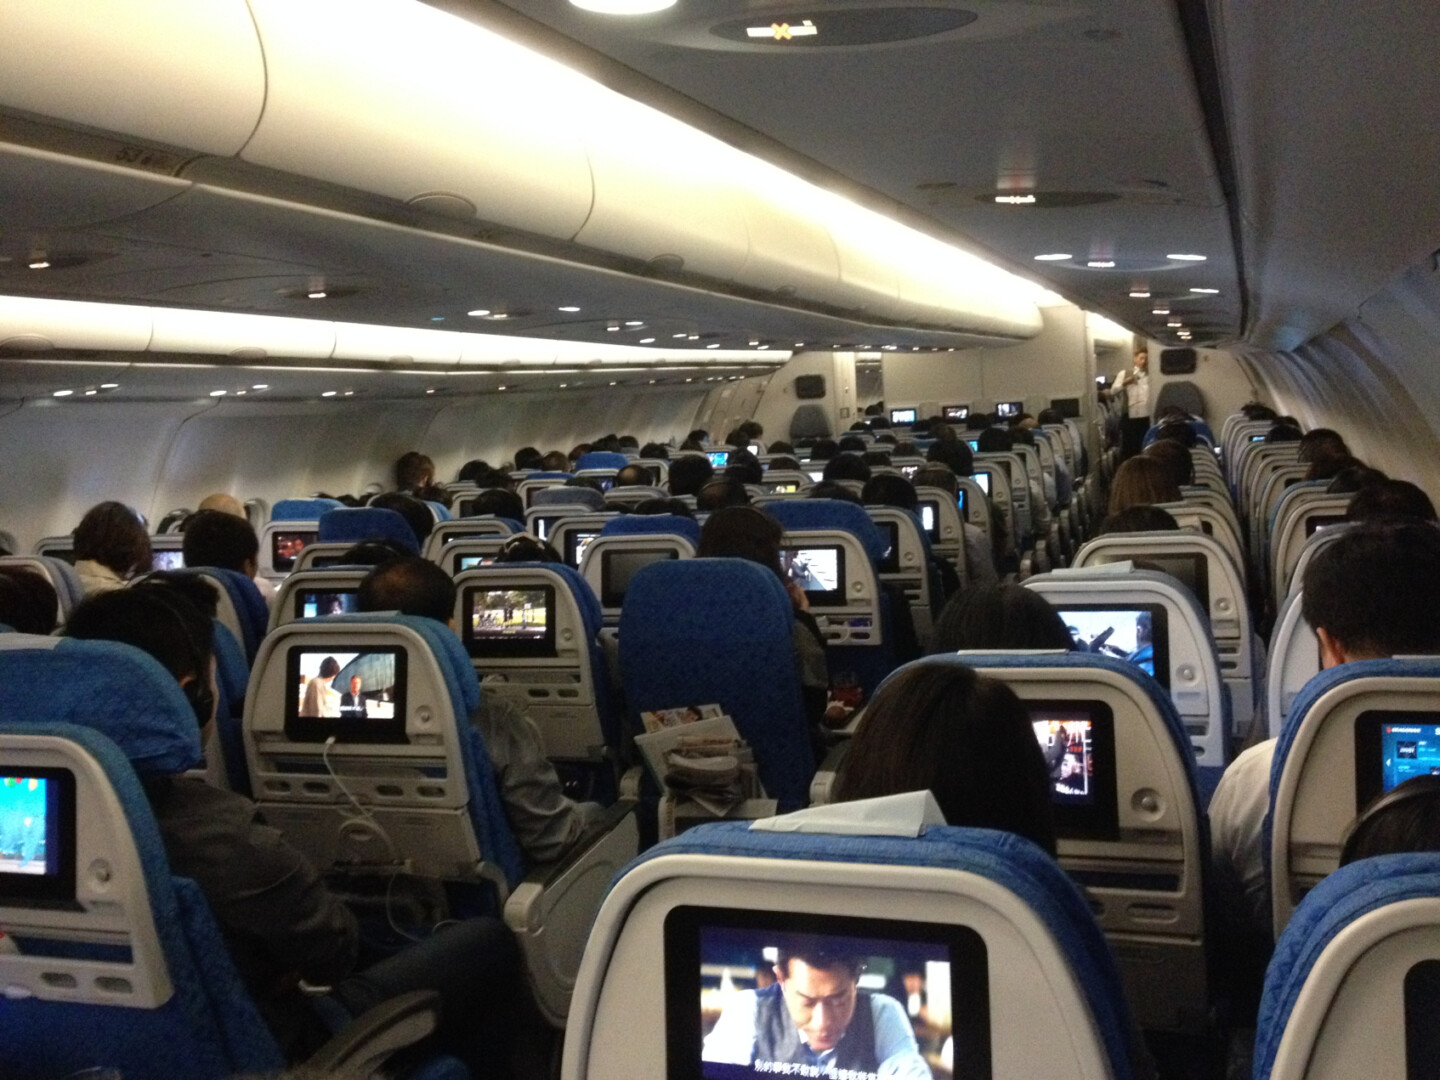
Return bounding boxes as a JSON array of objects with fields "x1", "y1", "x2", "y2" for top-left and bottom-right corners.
[
  {"x1": 272, "y1": 530, "x2": 316, "y2": 572},
  {"x1": 462, "y1": 585, "x2": 557, "y2": 658},
  {"x1": 1028, "y1": 702, "x2": 1119, "y2": 840},
  {"x1": 296, "y1": 589, "x2": 360, "y2": 619},
  {"x1": 1406, "y1": 960, "x2": 1440, "y2": 1080},
  {"x1": 665, "y1": 907, "x2": 990, "y2": 1080},
  {"x1": 876, "y1": 520, "x2": 901, "y2": 574},
  {"x1": 780, "y1": 545, "x2": 845, "y2": 607},
  {"x1": 602, "y1": 548, "x2": 678, "y2": 607},
  {"x1": 1095, "y1": 552, "x2": 1210, "y2": 610},
  {"x1": 0, "y1": 768, "x2": 77, "y2": 905},
  {"x1": 1055, "y1": 604, "x2": 1170, "y2": 688},
  {"x1": 284, "y1": 646, "x2": 408, "y2": 744}
]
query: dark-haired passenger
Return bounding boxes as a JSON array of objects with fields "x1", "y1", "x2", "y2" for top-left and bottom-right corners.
[
  {"x1": 73, "y1": 501, "x2": 152, "y2": 596},
  {"x1": 182, "y1": 507, "x2": 275, "y2": 608},
  {"x1": 667, "y1": 454, "x2": 714, "y2": 497},
  {"x1": 0, "y1": 566, "x2": 58, "y2": 635},
  {"x1": 1097, "y1": 505, "x2": 1180, "y2": 536},
  {"x1": 929, "y1": 585, "x2": 1073, "y2": 655},
  {"x1": 1346, "y1": 478, "x2": 1437, "y2": 524},
  {"x1": 1341, "y1": 776, "x2": 1440, "y2": 865}
]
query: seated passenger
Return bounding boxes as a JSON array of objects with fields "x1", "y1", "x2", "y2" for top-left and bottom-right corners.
[
  {"x1": 1346, "y1": 478, "x2": 1437, "y2": 524},
  {"x1": 357, "y1": 556, "x2": 602, "y2": 863},
  {"x1": 1209, "y1": 522, "x2": 1440, "y2": 934},
  {"x1": 63, "y1": 580, "x2": 521, "y2": 1074},
  {"x1": 197, "y1": 492, "x2": 246, "y2": 518},
  {"x1": 1341, "y1": 776, "x2": 1440, "y2": 865},
  {"x1": 468, "y1": 487, "x2": 525, "y2": 522},
  {"x1": 631, "y1": 497, "x2": 695, "y2": 518},
  {"x1": 805, "y1": 479, "x2": 863, "y2": 505},
  {"x1": 540, "y1": 450, "x2": 570, "y2": 472},
  {"x1": 394, "y1": 449, "x2": 435, "y2": 493},
  {"x1": 697, "y1": 477, "x2": 751, "y2": 511},
  {"x1": 929, "y1": 584, "x2": 1073, "y2": 654},
  {"x1": 181, "y1": 507, "x2": 274, "y2": 607},
  {"x1": 835, "y1": 661, "x2": 1057, "y2": 854},
  {"x1": 366, "y1": 491, "x2": 430, "y2": 544},
  {"x1": 72, "y1": 500, "x2": 151, "y2": 596},
  {"x1": 638, "y1": 442, "x2": 670, "y2": 460},
  {"x1": 697, "y1": 507, "x2": 830, "y2": 731},
  {"x1": 822, "y1": 453, "x2": 871, "y2": 484},
  {"x1": 513, "y1": 446, "x2": 544, "y2": 471},
  {"x1": 1097, "y1": 505, "x2": 1180, "y2": 535},
  {"x1": 913, "y1": 465, "x2": 1000, "y2": 587},
  {"x1": 724, "y1": 449, "x2": 764, "y2": 486},
  {"x1": 1107, "y1": 456, "x2": 1182, "y2": 516},
  {"x1": 1143, "y1": 439, "x2": 1194, "y2": 489},
  {"x1": 613, "y1": 463, "x2": 653, "y2": 488},
  {"x1": 667, "y1": 454, "x2": 714, "y2": 497},
  {"x1": 0, "y1": 566, "x2": 58, "y2": 634},
  {"x1": 703, "y1": 936, "x2": 931, "y2": 1078}
]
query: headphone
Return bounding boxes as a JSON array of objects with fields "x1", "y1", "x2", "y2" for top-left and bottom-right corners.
[{"x1": 1339, "y1": 774, "x2": 1440, "y2": 865}]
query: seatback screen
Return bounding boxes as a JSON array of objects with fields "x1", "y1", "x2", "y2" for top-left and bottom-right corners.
[
  {"x1": 272, "y1": 530, "x2": 316, "y2": 572},
  {"x1": 1094, "y1": 552, "x2": 1210, "y2": 610},
  {"x1": 567, "y1": 531, "x2": 601, "y2": 569},
  {"x1": 284, "y1": 646, "x2": 407, "y2": 744},
  {"x1": 151, "y1": 548, "x2": 184, "y2": 571},
  {"x1": 665, "y1": 907, "x2": 991, "y2": 1080},
  {"x1": 602, "y1": 548, "x2": 678, "y2": 607},
  {"x1": 889, "y1": 407, "x2": 918, "y2": 425},
  {"x1": 707, "y1": 450, "x2": 731, "y2": 468},
  {"x1": 1054, "y1": 604, "x2": 1170, "y2": 688},
  {"x1": 0, "y1": 768, "x2": 77, "y2": 905},
  {"x1": 996, "y1": 401, "x2": 1022, "y2": 419},
  {"x1": 780, "y1": 545, "x2": 845, "y2": 607},
  {"x1": 943, "y1": 405, "x2": 969, "y2": 421},
  {"x1": 1405, "y1": 960, "x2": 1440, "y2": 1080},
  {"x1": 1027, "y1": 701, "x2": 1120, "y2": 840},
  {"x1": 461, "y1": 585, "x2": 557, "y2": 659},
  {"x1": 875, "y1": 520, "x2": 901, "y2": 574},
  {"x1": 454, "y1": 553, "x2": 500, "y2": 572},
  {"x1": 918, "y1": 502, "x2": 938, "y2": 541},
  {"x1": 1354, "y1": 711, "x2": 1440, "y2": 812},
  {"x1": 972, "y1": 472, "x2": 990, "y2": 495},
  {"x1": 296, "y1": 589, "x2": 360, "y2": 619}
]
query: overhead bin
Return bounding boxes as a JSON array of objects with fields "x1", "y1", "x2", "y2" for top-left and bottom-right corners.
[
  {"x1": 150, "y1": 309, "x2": 335, "y2": 360},
  {"x1": 0, "y1": 0, "x2": 264, "y2": 156},
  {"x1": 241, "y1": 0, "x2": 594, "y2": 242},
  {"x1": 331, "y1": 323, "x2": 467, "y2": 364},
  {"x1": 893, "y1": 233, "x2": 1046, "y2": 338},
  {"x1": 0, "y1": 144, "x2": 191, "y2": 233},
  {"x1": 0, "y1": 296, "x2": 151, "y2": 353},
  {"x1": 733, "y1": 160, "x2": 843, "y2": 299}
]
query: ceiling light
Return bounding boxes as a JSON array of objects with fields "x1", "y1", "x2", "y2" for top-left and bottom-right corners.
[
  {"x1": 488, "y1": 313, "x2": 508, "y2": 320},
  {"x1": 100, "y1": 383, "x2": 119, "y2": 389},
  {"x1": 1034, "y1": 253, "x2": 1071, "y2": 262},
  {"x1": 1129, "y1": 290, "x2": 1151, "y2": 298},
  {"x1": 606, "y1": 325, "x2": 620, "y2": 332},
  {"x1": 794, "y1": 342, "x2": 805, "y2": 347},
  {"x1": 757, "y1": 345, "x2": 770, "y2": 350},
  {"x1": 685, "y1": 378, "x2": 693, "y2": 383},
  {"x1": 688, "y1": 334, "x2": 699, "y2": 341},
  {"x1": 343, "y1": 391, "x2": 354, "y2": 397},
  {"x1": 430, "y1": 316, "x2": 445, "y2": 322},
  {"x1": 558, "y1": 305, "x2": 581, "y2": 313},
  {"x1": 559, "y1": 382, "x2": 568, "y2": 388},
  {"x1": 1190, "y1": 287, "x2": 1220, "y2": 294},
  {"x1": 52, "y1": 389, "x2": 73, "y2": 397},
  {"x1": 1167, "y1": 253, "x2": 1207, "y2": 261},
  {"x1": 209, "y1": 390, "x2": 227, "y2": 397},
  {"x1": 497, "y1": 385, "x2": 507, "y2": 391},
  {"x1": 1166, "y1": 320, "x2": 1182, "y2": 328},
  {"x1": 994, "y1": 194, "x2": 1036, "y2": 205},
  {"x1": 307, "y1": 291, "x2": 327, "y2": 300},
  {"x1": 569, "y1": 0, "x2": 677, "y2": 14},
  {"x1": 1087, "y1": 260, "x2": 1116, "y2": 268},
  {"x1": 639, "y1": 337, "x2": 655, "y2": 344},
  {"x1": 28, "y1": 259, "x2": 50, "y2": 270},
  {"x1": 648, "y1": 379, "x2": 656, "y2": 385},
  {"x1": 609, "y1": 380, "x2": 618, "y2": 386},
  {"x1": 467, "y1": 309, "x2": 491, "y2": 317},
  {"x1": 625, "y1": 320, "x2": 644, "y2": 327},
  {"x1": 425, "y1": 389, "x2": 436, "y2": 395},
  {"x1": 251, "y1": 384, "x2": 269, "y2": 390},
  {"x1": 1152, "y1": 307, "x2": 1170, "y2": 315},
  {"x1": 322, "y1": 390, "x2": 337, "y2": 397},
  {"x1": 236, "y1": 390, "x2": 247, "y2": 396},
  {"x1": 672, "y1": 332, "x2": 687, "y2": 339},
  {"x1": 84, "y1": 389, "x2": 97, "y2": 396},
  {"x1": 748, "y1": 340, "x2": 760, "y2": 346},
  {"x1": 706, "y1": 343, "x2": 720, "y2": 349}
]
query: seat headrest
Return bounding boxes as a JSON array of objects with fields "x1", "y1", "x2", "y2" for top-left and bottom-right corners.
[
  {"x1": 317, "y1": 507, "x2": 420, "y2": 554},
  {"x1": 576, "y1": 451, "x2": 629, "y2": 471},
  {"x1": 766, "y1": 498, "x2": 887, "y2": 563},
  {"x1": 531, "y1": 486, "x2": 606, "y2": 512},
  {"x1": 523, "y1": 471, "x2": 574, "y2": 482},
  {"x1": 189, "y1": 568, "x2": 268, "y2": 663},
  {"x1": 0, "y1": 638, "x2": 202, "y2": 773},
  {"x1": 423, "y1": 500, "x2": 452, "y2": 522},
  {"x1": 271, "y1": 497, "x2": 343, "y2": 521},
  {"x1": 600, "y1": 514, "x2": 702, "y2": 546}
]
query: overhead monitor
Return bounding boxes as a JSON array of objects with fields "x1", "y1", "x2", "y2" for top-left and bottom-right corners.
[
  {"x1": 1053, "y1": 603, "x2": 1170, "y2": 688},
  {"x1": 1028, "y1": 701, "x2": 1119, "y2": 840},
  {"x1": 665, "y1": 907, "x2": 991, "y2": 1080},
  {"x1": 284, "y1": 646, "x2": 407, "y2": 744},
  {"x1": 995, "y1": 400, "x2": 1022, "y2": 419},
  {"x1": 942, "y1": 404, "x2": 970, "y2": 422},
  {"x1": 780, "y1": 544, "x2": 845, "y2": 607},
  {"x1": 1354, "y1": 711, "x2": 1440, "y2": 812},
  {"x1": 889, "y1": 407, "x2": 918, "y2": 425},
  {"x1": 296, "y1": 589, "x2": 360, "y2": 619},
  {"x1": 272, "y1": 530, "x2": 316, "y2": 573},
  {"x1": 461, "y1": 584, "x2": 557, "y2": 659},
  {"x1": 0, "y1": 768, "x2": 77, "y2": 905},
  {"x1": 601, "y1": 548, "x2": 679, "y2": 607}
]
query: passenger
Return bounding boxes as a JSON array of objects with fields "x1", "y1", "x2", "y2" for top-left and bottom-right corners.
[
  {"x1": 1346, "y1": 478, "x2": 1437, "y2": 524},
  {"x1": 1264, "y1": 421, "x2": 1303, "y2": 442},
  {"x1": 1305, "y1": 453, "x2": 1364, "y2": 482},
  {"x1": 568, "y1": 443, "x2": 591, "y2": 464},
  {"x1": 357, "y1": 557, "x2": 602, "y2": 864},
  {"x1": 0, "y1": 566, "x2": 58, "y2": 635},
  {"x1": 725, "y1": 449, "x2": 764, "y2": 485},
  {"x1": 862, "y1": 449, "x2": 892, "y2": 468},
  {"x1": 768, "y1": 454, "x2": 802, "y2": 471},
  {"x1": 913, "y1": 465, "x2": 999, "y2": 588},
  {"x1": 367, "y1": 491, "x2": 430, "y2": 545},
  {"x1": 1326, "y1": 462, "x2": 1388, "y2": 494},
  {"x1": 837, "y1": 435, "x2": 867, "y2": 455},
  {"x1": 768, "y1": 440, "x2": 796, "y2": 455},
  {"x1": 617, "y1": 434, "x2": 640, "y2": 451},
  {"x1": 338, "y1": 539, "x2": 416, "y2": 565},
  {"x1": 638, "y1": 441, "x2": 670, "y2": 460},
  {"x1": 1097, "y1": 505, "x2": 1181, "y2": 535},
  {"x1": 667, "y1": 454, "x2": 714, "y2": 497},
  {"x1": 632, "y1": 497, "x2": 695, "y2": 518},
  {"x1": 494, "y1": 534, "x2": 563, "y2": 564},
  {"x1": 614, "y1": 463, "x2": 653, "y2": 488},
  {"x1": 197, "y1": 492, "x2": 246, "y2": 518},
  {"x1": 835, "y1": 661, "x2": 1057, "y2": 855},
  {"x1": 1143, "y1": 439, "x2": 1194, "y2": 488},
  {"x1": 467, "y1": 488, "x2": 525, "y2": 522},
  {"x1": 181, "y1": 507, "x2": 275, "y2": 608},
  {"x1": 697, "y1": 477, "x2": 751, "y2": 511},
  {"x1": 805, "y1": 480, "x2": 863, "y2": 505},
  {"x1": 513, "y1": 445, "x2": 544, "y2": 471},
  {"x1": 697, "y1": 507, "x2": 830, "y2": 731},
  {"x1": 394, "y1": 450, "x2": 435, "y2": 492},
  {"x1": 702, "y1": 935, "x2": 931, "y2": 1077},
  {"x1": 1295, "y1": 427, "x2": 1349, "y2": 469},
  {"x1": 456, "y1": 458, "x2": 492, "y2": 484},
  {"x1": 687, "y1": 429, "x2": 710, "y2": 445},
  {"x1": 539, "y1": 450, "x2": 570, "y2": 472},
  {"x1": 1340, "y1": 776, "x2": 1440, "y2": 864},
  {"x1": 1107, "y1": 456, "x2": 1181, "y2": 516},
  {"x1": 929, "y1": 585, "x2": 1073, "y2": 655},
  {"x1": 975, "y1": 426, "x2": 1012, "y2": 454},
  {"x1": 1208, "y1": 522, "x2": 1440, "y2": 935},
  {"x1": 808, "y1": 438, "x2": 839, "y2": 462},
  {"x1": 822, "y1": 453, "x2": 871, "y2": 484},
  {"x1": 63, "y1": 581, "x2": 521, "y2": 1074},
  {"x1": 739, "y1": 419, "x2": 764, "y2": 441},
  {"x1": 1240, "y1": 402, "x2": 1279, "y2": 423},
  {"x1": 72, "y1": 500, "x2": 152, "y2": 596}
]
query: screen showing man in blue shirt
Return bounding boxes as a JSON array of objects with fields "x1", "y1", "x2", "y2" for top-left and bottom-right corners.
[{"x1": 702, "y1": 934, "x2": 936, "y2": 1078}]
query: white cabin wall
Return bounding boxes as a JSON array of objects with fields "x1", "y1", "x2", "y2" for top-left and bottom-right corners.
[
  {"x1": 724, "y1": 352, "x2": 859, "y2": 444},
  {"x1": 0, "y1": 385, "x2": 708, "y2": 552},
  {"x1": 692, "y1": 375, "x2": 771, "y2": 443},
  {"x1": 1145, "y1": 345, "x2": 1262, "y2": 426}
]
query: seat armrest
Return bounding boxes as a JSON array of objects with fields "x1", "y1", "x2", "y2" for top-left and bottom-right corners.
[
  {"x1": 809, "y1": 739, "x2": 851, "y2": 806},
  {"x1": 522, "y1": 799, "x2": 637, "y2": 889},
  {"x1": 306, "y1": 989, "x2": 441, "y2": 1076}
]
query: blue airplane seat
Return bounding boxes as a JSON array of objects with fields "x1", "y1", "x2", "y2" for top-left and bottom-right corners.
[
  {"x1": 531, "y1": 486, "x2": 607, "y2": 512},
  {"x1": 189, "y1": 567, "x2": 268, "y2": 664},
  {"x1": 210, "y1": 619, "x2": 252, "y2": 796},
  {"x1": 575, "y1": 451, "x2": 629, "y2": 471},
  {"x1": 765, "y1": 497, "x2": 887, "y2": 563},
  {"x1": 0, "y1": 554, "x2": 85, "y2": 622},
  {"x1": 318, "y1": 507, "x2": 420, "y2": 555},
  {"x1": 271, "y1": 497, "x2": 344, "y2": 521},
  {"x1": 1254, "y1": 852, "x2": 1440, "y2": 1080},
  {"x1": 423, "y1": 499, "x2": 452, "y2": 522},
  {"x1": 600, "y1": 512, "x2": 702, "y2": 547},
  {"x1": 618, "y1": 559, "x2": 815, "y2": 812}
]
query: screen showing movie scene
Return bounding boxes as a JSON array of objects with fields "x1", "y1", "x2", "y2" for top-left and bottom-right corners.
[
  {"x1": 919, "y1": 503, "x2": 938, "y2": 540},
  {"x1": 272, "y1": 531, "x2": 316, "y2": 572},
  {"x1": 0, "y1": 768, "x2": 76, "y2": 904},
  {"x1": 995, "y1": 401, "x2": 1022, "y2": 419},
  {"x1": 151, "y1": 548, "x2": 185, "y2": 571},
  {"x1": 900, "y1": 464, "x2": 919, "y2": 482},
  {"x1": 943, "y1": 405, "x2": 969, "y2": 422},
  {"x1": 781, "y1": 545, "x2": 844, "y2": 606},
  {"x1": 769, "y1": 482, "x2": 799, "y2": 494},
  {"x1": 568, "y1": 531, "x2": 600, "y2": 568},
  {"x1": 1031, "y1": 709, "x2": 1095, "y2": 806},
  {"x1": 965, "y1": 439, "x2": 980, "y2": 453},
  {"x1": 285, "y1": 647, "x2": 406, "y2": 744},
  {"x1": 708, "y1": 450, "x2": 731, "y2": 468},
  {"x1": 297, "y1": 589, "x2": 360, "y2": 619},
  {"x1": 455, "y1": 554, "x2": 500, "y2": 572},
  {"x1": 602, "y1": 549, "x2": 677, "y2": 607},
  {"x1": 1057, "y1": 605, "x2": 1167, "y2": 686},
  {"x1": 972, "y1": 473, "x2": 990, "y2": 495},
  {"x1": 666, "y1": 909, "x2": 990, "y2": 1080},
  {"x1": 463, "y1": 585, "x2": 556, "y2": 658},
  {"x1": 890, "y1": 407, "x2": 918, "y2": 425},
  {"x1": 807, "y1": 469, "x2": 826, "y2": 483}
]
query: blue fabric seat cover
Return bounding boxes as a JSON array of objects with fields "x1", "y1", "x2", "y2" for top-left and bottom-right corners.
[
  {"x1": 318, "y1": 508, "x2": 419, "y2": 555},
  {"x1": 600, "y1": 513, "x2": 702, "y2": 547},
  {"x1": 576, "y1": 451, "x2": 630, "y2": 471},
  {"x1": 271, "y1": 497, "x2": 343, "y2": 522},
  {"x1": 765, "y1": 498, "x2": 887, "y2": 564}
]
